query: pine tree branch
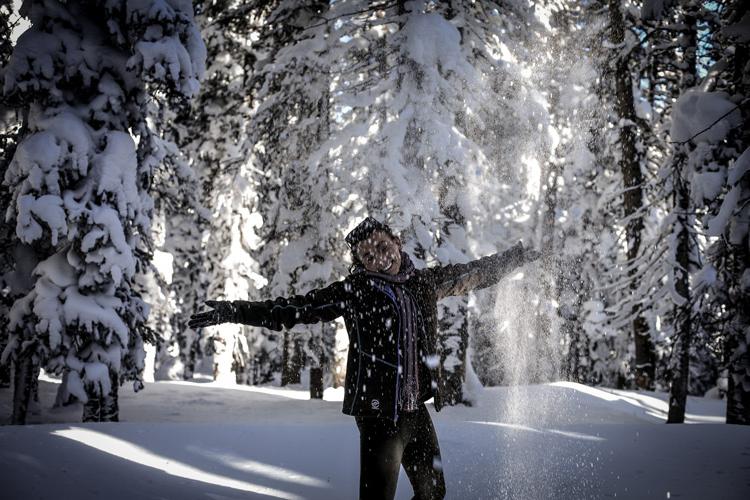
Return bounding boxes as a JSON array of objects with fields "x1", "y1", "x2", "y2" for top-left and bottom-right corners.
[
  {"x1": 669, "y1": 99, "x2": 749, "y2": 145},
  {"x1": 302, "y1": 1, "x2": 399, "y2": 32}
]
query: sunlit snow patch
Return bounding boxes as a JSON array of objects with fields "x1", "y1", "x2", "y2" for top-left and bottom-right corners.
[
  {"x1": 550, "y1": 381, "x2": 724, "y2": 423},
  {"x1": 51, "y1": 428, "x2": 305, "y2": 499},
  {"x1": 187, "y1": 447, "x2": 329, "y2": 488},
  {"x1": 466, "y1": 420, "x2": 606, "y2": 442}
]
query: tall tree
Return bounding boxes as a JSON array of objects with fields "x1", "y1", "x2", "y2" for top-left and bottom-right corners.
[
  {"x1": 163, "y1": 0, "x2": 272, "y2": 383},
  {"x1": 665, "y1": 1, "x2": 700, "y2": 424},
  {"x1": 607, "y1": 0, "x2": 656, "y2": 390},
  {"x1": 1, "y1": 0, "x2": 204, "y2": 422},
  {"x1": 0, "y1": 0, "x2": 22, "y2": 390},
  {"x1": 700, "y1": 0, "x2": 750, "y2": 424}
]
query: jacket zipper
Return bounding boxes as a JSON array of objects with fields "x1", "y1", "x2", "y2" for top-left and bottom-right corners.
[
  {"x1": 364, "y1": 278, "x2": 404, "y2": 422},
  {"x1": 349, "y1": 311, "x2": 363, "y2": 415}
]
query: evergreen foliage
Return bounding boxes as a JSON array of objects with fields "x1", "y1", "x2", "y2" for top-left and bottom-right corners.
[
  {"x1": 1, "y1": 0, "x2": 205, "y2": 422},
  {"x1": 2, "y1": 0, "x2": 747, "y2": 426}
]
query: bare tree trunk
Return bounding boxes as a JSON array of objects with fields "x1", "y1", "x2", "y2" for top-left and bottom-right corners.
[
  {"x1": 0, "y1": 339, "x2": 10, "y2": 388},
  {"x1": 608, "y1": 0, "x2": 655, "y2": 389},
  {"x1": 667, "y1": 162, "x2": 692, "y2": 423},
  {"x1": 0, "y1": 361, "x2": 9, "y2": 388},
  {"x1": 0, "y1": 322, "x2": 10, "y2": 388},
  {"x1": 667, "y1": 5, "x2": 699, "y2": 423},
  {"x1": 309, "y1": 367, "x2": 324, "y2": 399},
  {"x1": 309, "y1": 321, "x2": 334, "y2": 399},
  {"x1": 11, "y1": 356, "x2": 34, "y2": 425},
  {"x1": 726, "y1": 243, "x2": 750, "y2": 425},
  {"x1": 725, "y1": 2, "x2": 750, "y2": 426},
  {"x1": 11, "y1": 356, "x2": 39, "y2": 424}
]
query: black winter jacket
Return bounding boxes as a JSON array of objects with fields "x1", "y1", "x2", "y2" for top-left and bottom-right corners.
[{"x1": 230, "y1": 244, "x2": 528, "y2": 420}]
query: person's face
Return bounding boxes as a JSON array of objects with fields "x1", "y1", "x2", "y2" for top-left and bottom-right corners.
[{"x1": 356, "y1": 230, "x2": 402, "y2": 275}]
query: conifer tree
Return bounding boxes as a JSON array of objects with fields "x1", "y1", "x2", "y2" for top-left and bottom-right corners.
[
  {"x1": 159, "y1": 0, "x2": 260, "y2": 382},
  {"x1": 0, "y1": 0, "x2": 21, "y2": 389},
  {"x1": 607, "y1": 0, "x2": 657, "y2": 390},
  {"x1": 699, "y1": 0, "x2": 750, "y2": 424},
  {"x1": 1, "y1": 0, "x2": 205, "y2": 422}
]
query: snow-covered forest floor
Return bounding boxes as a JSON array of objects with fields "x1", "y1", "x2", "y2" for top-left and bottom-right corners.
[{"x1": 1, "y1": 377, "x2": 748, "y2": 500}]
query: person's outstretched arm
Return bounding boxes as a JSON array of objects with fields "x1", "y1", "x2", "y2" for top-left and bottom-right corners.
[
  {"x1": 188, "y1": 280, "x2": 348, "y2": 331},
  {"x1": 428, "y1": 242, "x2": 540, "y2": 300}
]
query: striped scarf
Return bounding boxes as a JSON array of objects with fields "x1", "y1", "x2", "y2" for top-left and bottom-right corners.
[{"x1": 363, "y1": 253, "x2": 422, "y2": 412}]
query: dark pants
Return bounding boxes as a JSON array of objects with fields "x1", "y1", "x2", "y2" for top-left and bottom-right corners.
[{"x1": 355, "y1": 404, "x2": 446, "y2": 500}]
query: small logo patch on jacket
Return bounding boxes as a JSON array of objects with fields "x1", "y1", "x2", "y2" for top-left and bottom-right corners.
[{"x1": 370, "y1": 399, "x2": 380, "y2": 410}]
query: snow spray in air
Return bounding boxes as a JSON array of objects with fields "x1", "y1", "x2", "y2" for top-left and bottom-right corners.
[{"x1": 470, "y1": 8, "x2": 603, "y2": 498}]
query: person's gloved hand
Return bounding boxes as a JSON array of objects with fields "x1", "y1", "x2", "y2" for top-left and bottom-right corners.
[
  {"x1": 506, "y1": 241, "x2": 525, "y2": 260},
  {"x1": 188, "y1": 300, "x2": 236, "y2": 329},
  {"x1": 524, "y1": 248, "x2": 542, "y2": 263},
  {"x1": 509, "y1": 241, "x2": 541, "y2": 264}
]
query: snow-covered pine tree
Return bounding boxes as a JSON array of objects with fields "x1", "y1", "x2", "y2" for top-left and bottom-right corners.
[
  {"x1": 247, "y1": 0, "x2": 350, "y2": 389},
  {"x1": 2, "y1": 0, "x2": 205, "y2": 422},
  {"x1": 140, "y1": 79, "x2": 207, "y2": 381},
  {"x1": 605, "y1": 0, "x2": 657, "y2": 390},
  {"x1": 558, "y1": 0, "x2": 642, "y2": 389},
  {"x1": 697, "y1": 0, "x2": 750, "y2": 424},
  {"x1": 0, "y1": 0, "x2": 22, "y2": 389},
  {"x1": 333, "y1": 0, "x2": 480, "y2": 403},
  {"x1": 569, "y1": 0, "x2": 677, "y2": 391},
  {"x1": 525, "y1": 0, "x2": 607, "y2": 384},
  {"x1": 154, "y1": 0, "x2": 264, "y2": 382},
  {"x1": 662, "y1": 0, "x2": 702, "y2": 424},
  {"x1": 140, "y1": 213, "x2": 177, "y2": 382},
  {"x1": 636, "y1": 0, "x2": 736, "y2": 422},
  {"x1": 266, "y1": 2, "x2": 343, "y2": 397},
  {"x1": 634, "y1": 1, "x2": 687, "y2": 395},
  {"x1": 319, "y1": 0, "x2": 552, "y2": 401},
  {"x1": 450, "y1": 1, "x2": 561, "y2": 391},
  {"x1": 405, "y1": 1, "x2": 475, "y2": 403}
]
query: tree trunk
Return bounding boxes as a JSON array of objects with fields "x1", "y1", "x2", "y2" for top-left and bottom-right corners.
[
  {"x1": 726, "y1": 246, "x2": 750, "y2": 425},
  {"x1": 725, "y1": 2, "x2": 750, "y2": 426},
  {"x1": 667, "y1": 165, "x2": 692, "y2": 423},
  {"x1": 0, "y1": 324, "x2": 10, "y2": 388},
  {"x1": 82, "y1": 370, "x2": 119, "y2": 422},
  {"x1": 309, "y1": 367, "x2": 324, "y2": 399},
  {"x1": 11, "y1": 356, "x2": 34, "y2": 425},
  {"x1": 309, "y1": 321, "x2": 334, "y2": 399},
  {"x1": 308, "y1": 332, "x2": 325, "y2": 399},
  {"x1": 726, "y1": 345, "x2": 750, "y2": 425},
  {"x1": 439, "y1": 306, "x2": 469, "y2": 406},
  {"x1": 281, "y1": 332, "x2": 302, "y2": 386},
  {"x1": 559, "y1": 257, "x2": 588, "y2": 383},
  {"x1": 608, "y1": 0, "x2": 654, "y2": 389},
  {"x1": 667, "y1": 5, "x2": 699, "y2": 423},
  {"x1": 184, "y1": 332, "x2": 201, "y2": 380},
  {"x1": 0, "y1": 360, "x2": 9, "y2": 388}
]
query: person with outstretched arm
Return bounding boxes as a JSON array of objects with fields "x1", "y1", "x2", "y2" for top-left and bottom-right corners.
[{"x1": 189, "y1": 217, "x2": 540, "y2": 500}]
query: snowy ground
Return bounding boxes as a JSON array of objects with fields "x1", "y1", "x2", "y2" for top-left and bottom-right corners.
[{"x1": 1, "y1": 377, "x2": 749, "y2": 500}]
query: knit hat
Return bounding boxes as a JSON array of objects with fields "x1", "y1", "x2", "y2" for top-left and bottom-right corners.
[{"x1": 345, "y1": 217, "x2": 393, "y2": 248}]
